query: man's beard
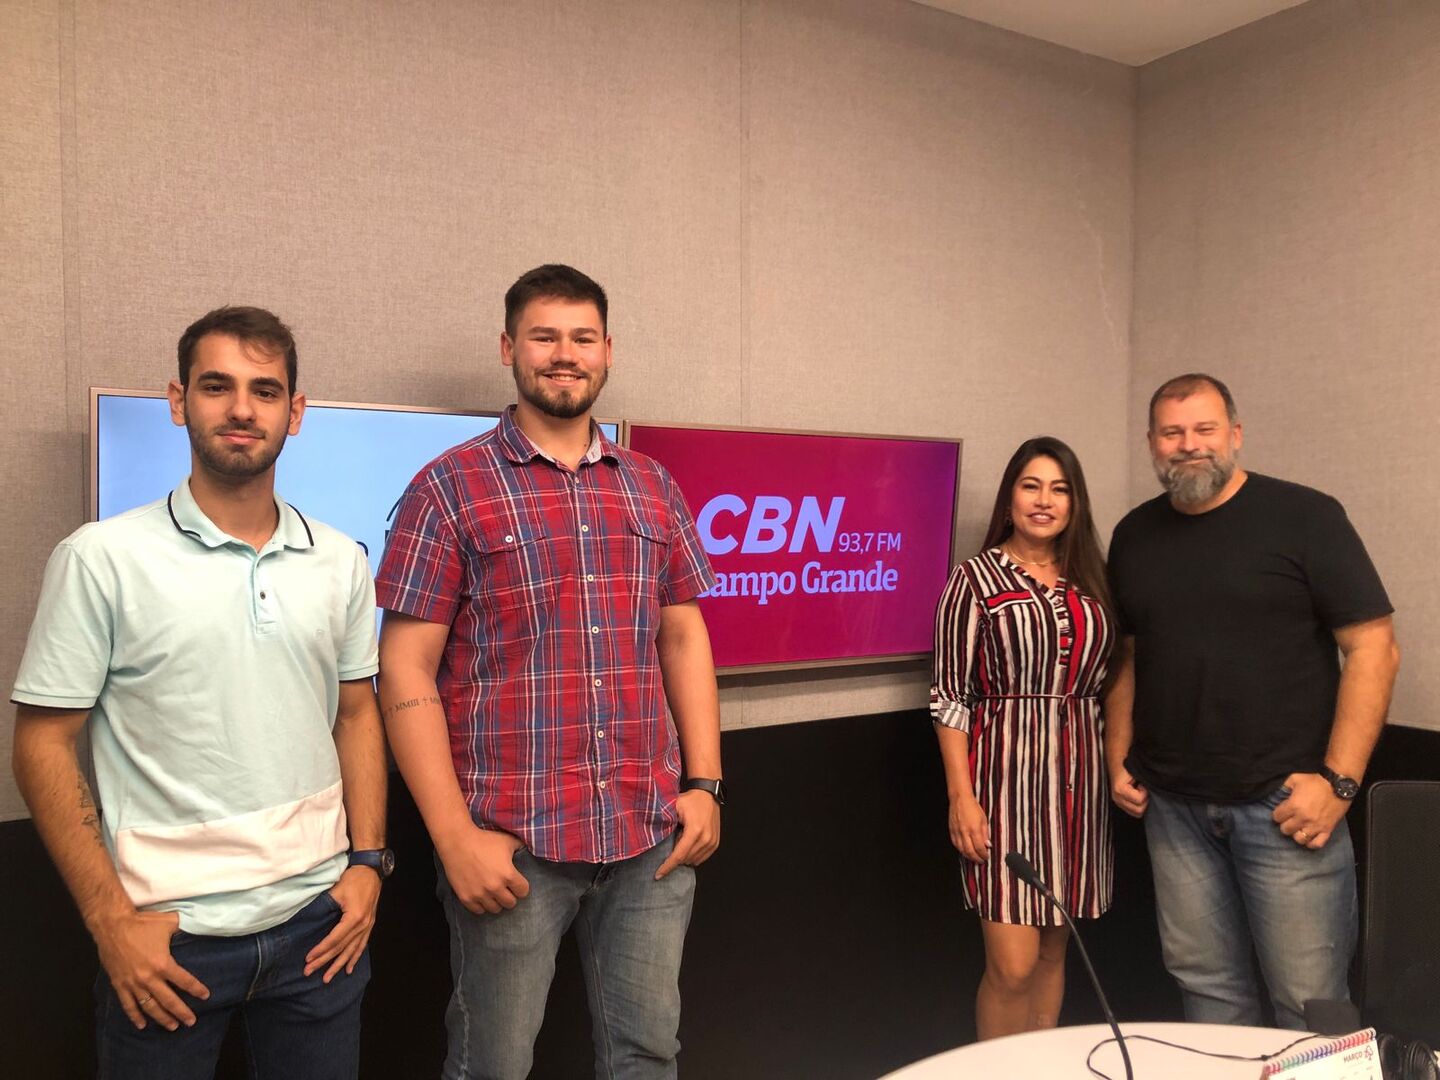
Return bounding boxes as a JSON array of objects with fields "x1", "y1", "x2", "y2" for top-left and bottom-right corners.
[
  {"x1": 516, "y1": 364, "x2": 607, "y2": 419},
  {"x1": 188, "y1": 423, "x2": 286, "y2": 480},
  {"x1": 1155, "y1": 450, "x2": 1235, "y2": 507}
]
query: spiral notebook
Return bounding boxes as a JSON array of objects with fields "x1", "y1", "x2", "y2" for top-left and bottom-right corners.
[{"x1": 1259, "y1": 1028, "x2": 1381, "y2": 1079}]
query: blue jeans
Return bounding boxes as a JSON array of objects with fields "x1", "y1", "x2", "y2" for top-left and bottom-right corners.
[
  {"x1": 1144, "y1": 785, "x2": 1357, "y2": 1029},
  {"x1": 96, "y1": 891, "x2": 369, "y2": 1080},
  {"x1": 437, "y1": 835, "x2": 696, "y2": 1080}
]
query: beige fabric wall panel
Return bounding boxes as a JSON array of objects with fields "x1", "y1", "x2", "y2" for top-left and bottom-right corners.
[
  {"x1": 66, "y1": 0, "x2": 745, "y2": 415},
  {"x1": 745, "y1": 0, "x2": 1133, "y2": 531},
  {"x1": 732, "y1": 0, "x2": 1134, "y2": 727},
  {"x1": 1132, "y1": 0, "x2": 1440, "y2": 731},
  {"x1": 2, "y1": 0, "x2": 74, "y2": 821},
  {"x1": 2, "y1": 0, "x2": 1136, "y2": 819}
]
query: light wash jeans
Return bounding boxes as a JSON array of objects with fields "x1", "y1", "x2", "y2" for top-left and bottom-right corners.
[
  {"x1": 437, "y1": 834, "x2": 695, "y2": 1080},
  {"x1": 95, "y1": 891, "x2": 368, "y2": 1080},
  {"x1": 1144, "y1": 785, "x2": 1357, "y2": 1030}
]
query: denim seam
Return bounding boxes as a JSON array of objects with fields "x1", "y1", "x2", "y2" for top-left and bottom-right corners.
[
  {"x1": 580, "y1": 902, "x2": 617, "y2": 1080},
  {"x1": 98, "y1": 990, "x2": 114, "y2": 1079},
  {"x1": 449, "y1": 895, "x2": 473, "y2": 1074},
  {"x1": 245, "y1": 933, "x2": 266, "y2": 1002},
  {"x1": 241, "y1": 1008, "x2": 261, "y2": 1080}
]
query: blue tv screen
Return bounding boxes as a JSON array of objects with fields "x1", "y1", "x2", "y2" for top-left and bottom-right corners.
[{"x1": 91, "y1": 390, "x2": 620, "y2": 574}]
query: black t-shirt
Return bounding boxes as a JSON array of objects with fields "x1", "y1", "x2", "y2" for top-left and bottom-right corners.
[{"x1": 1108, "y1": 473, "x2": 1392, "y2": 802}]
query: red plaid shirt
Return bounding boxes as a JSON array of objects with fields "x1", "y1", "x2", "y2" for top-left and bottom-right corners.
[{"x1": 375, "y1": 408, "x2": 714, "y2": 863}]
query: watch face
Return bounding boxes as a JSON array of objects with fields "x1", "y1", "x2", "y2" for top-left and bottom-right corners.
[
  {"x1": 1322, "y1": 767, "x2": 1360, "y2": 800},
  {"x1": 380, "y1": 849, "x2": 397, "y2": 877}
]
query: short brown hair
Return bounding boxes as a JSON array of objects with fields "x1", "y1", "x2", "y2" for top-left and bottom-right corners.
[
  {"x1": 504, "y1": 265, "x2": 607, "y2": 338},
  {"x1": 177, "y1": 306, "x2": 298, "y2": 394},
  {"x1": 1148, "y1": 373, "x2": 1236, "y2": 431}
]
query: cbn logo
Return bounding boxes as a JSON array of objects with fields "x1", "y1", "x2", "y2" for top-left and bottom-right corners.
[{"x1": 696, "y1": 495, "x2": 845, "y2": 556}]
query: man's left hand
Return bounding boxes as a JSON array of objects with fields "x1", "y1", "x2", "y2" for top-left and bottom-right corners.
[
  {"x1": 304, "y1": 866, "x2": 382, "y2": 982},
  {"x1": 655, "y1": 789, "x2": 721, "y2": 879},
  {"x1": 1273, "y1": 772, "x2": 1351, "y2": 850}
]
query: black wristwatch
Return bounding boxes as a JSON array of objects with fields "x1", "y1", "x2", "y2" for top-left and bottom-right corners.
[
  {"x1": 1318, "y1": 766, "x2": 1360, "y2": 801},
  {"x1": 683, "y1": 778, "x2": 727, "y2": 806},
  {"x1": 348, "y1": 848, "x2": 397, "y2": 879}
]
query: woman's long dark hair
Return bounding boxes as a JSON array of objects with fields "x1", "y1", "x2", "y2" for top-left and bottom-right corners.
[{"x1": 980, "y1": 436, "x2": 1113, "y2": 616}]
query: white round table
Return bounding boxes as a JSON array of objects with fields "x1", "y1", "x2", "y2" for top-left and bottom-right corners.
[{"x1": 879, "y1": 1022, "x2": 1319, "y2": 1078}]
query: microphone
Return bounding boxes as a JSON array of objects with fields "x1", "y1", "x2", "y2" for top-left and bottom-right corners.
[{"x1": 1005, "y1": 852, "x2": 1133, "y2": 1080}]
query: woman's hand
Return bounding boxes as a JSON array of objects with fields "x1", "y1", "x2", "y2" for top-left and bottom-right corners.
[{"x1": 948, "y1": 794, "x2": 991, "y2": 864}]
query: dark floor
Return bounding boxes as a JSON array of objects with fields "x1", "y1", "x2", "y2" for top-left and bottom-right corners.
[{"x1": 3, "y1": 714, "x2": 1435, "y2": 1079}]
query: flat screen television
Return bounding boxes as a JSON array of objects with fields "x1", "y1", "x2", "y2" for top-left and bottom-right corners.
[
  {"x1": 626, "y1": 422, "x2": 963, "y2": 673},
  {"x1": 90, "y1": 389, "x2": 619, "y2": 575}
]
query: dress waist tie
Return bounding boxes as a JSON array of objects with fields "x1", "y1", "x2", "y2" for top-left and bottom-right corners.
[{"x1": 977, "y1": 694, "x2": 1097, "y2": 700}]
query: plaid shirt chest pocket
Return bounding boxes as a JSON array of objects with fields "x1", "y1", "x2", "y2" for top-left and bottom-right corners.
[
  {"x1": 467, "y1": 511, "x2": 560, "y2": 620},
  {"x1": 587, "y1": 498, "x2": 671, "y2": 633},
  {"x1": 613, "y1": 502, "x2": 668, "y2": 566}
]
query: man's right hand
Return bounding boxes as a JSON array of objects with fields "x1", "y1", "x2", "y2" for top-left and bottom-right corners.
[
  {"x1": 1110, "y1": 765, "x2": 1149, "y2": 818},
  {"x1": 437, "y1": 826, "x2": 530, "y2": 915},
  {"x1": 93, "y1": 909, "x2": 210, "y2": 1031}
]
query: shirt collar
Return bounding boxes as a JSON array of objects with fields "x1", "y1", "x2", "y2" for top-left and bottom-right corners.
[
  {"x1": 167, "y1": 477, "x2": 315, "y2": 551},
  {"x1": 496, "y1": 405, "x2": 617, "y2": 467}
]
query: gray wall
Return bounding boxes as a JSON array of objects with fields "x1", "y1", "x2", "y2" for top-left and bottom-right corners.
[
  {"x1": 1132, "y1": 0, "x2": 1440, "y2": 737},
  {"x1": 0, "y1": 0, "x2": 1136, "y2": 821},
  {"x1": 12, "y1": 0, "x2": 1438, "y2": 828}
]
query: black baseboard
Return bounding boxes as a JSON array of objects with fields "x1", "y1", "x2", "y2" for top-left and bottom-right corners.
[{"x1": 3, "y1": 715, "x2": 1435, "y2": 1079}]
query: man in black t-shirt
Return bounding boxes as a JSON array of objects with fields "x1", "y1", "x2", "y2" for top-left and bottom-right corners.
[{"x1": 1105, "y1": 373, "x2": 1399, "y2": 1031}]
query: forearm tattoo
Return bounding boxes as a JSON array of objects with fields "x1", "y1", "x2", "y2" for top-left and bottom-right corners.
[
  {"x1": 383, "y1": 695, "x2": 443, "y2": 722},
  {"x1": 76, "y1": 771, "x2": 103, "y2": 846}
]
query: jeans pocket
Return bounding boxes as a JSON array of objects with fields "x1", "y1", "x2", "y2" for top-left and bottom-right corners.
[
  {"x1": 1264, "y1": 784, "x2": 1293, "y2": 810},
  {"x1": 304, "y1": 888, "x2": 342, "y2": 919}
]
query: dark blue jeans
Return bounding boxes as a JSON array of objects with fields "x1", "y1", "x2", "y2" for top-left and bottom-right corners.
[{"x1": 96, "y1": 891, "x2": 370, "y2": 1080}]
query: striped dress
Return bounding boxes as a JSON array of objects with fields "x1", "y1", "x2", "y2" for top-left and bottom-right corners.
[{"x1": 931, "y1": 548, "x2": 1114, "y2": 925}]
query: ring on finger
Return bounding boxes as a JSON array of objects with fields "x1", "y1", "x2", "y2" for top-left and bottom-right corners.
[
  {"x1": 1296, "y1": 829, "x2": 1308, "y2": 841},
  {"x1": 136, "y1": 995, "x2": 154, "y2": 1007}
]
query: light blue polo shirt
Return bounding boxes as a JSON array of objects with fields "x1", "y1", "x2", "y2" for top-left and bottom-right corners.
[{"x1": 11, "y1": 479, "x2": 379, "y2": 936}]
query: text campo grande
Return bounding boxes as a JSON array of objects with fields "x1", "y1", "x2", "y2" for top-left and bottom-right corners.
[{"x1": 700, "y1": 560, "x2": 900, "y2": 606}]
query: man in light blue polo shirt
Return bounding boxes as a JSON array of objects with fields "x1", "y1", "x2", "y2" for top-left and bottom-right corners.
[{"x1": 11, "y1": 306, "x2": 390, "y2": 1080}]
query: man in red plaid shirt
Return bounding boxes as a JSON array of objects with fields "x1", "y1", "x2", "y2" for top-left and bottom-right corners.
[{"x1": 376, "y1": 265, "x2": 723, "y2": 1080}]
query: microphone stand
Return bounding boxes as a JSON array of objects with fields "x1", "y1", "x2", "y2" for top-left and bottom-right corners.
[{"x1": 1005, "y1": 851, "x2": 1134, "y2": 1080}]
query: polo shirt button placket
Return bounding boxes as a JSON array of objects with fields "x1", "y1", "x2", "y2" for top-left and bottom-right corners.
[{"x1": 253, "y1": 556, "x2": 277, "y2": 636}]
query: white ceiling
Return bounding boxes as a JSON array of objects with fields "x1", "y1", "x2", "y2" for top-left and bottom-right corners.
[{"x1": 909, "y1": 0, "x2": 1311, "y2": 66}]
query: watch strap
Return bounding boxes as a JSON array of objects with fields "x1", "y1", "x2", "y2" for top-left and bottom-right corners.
[
  {"x1": 348, "y1": 848, "x2": 396, "y2": 879},
  {"x1": 683, "y1": 777, "x2": 726, "y2": 806}
]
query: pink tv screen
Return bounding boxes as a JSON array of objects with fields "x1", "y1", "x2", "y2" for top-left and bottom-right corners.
[{"x1": 627, "y1": 424, "x2": 962, "y2": 671}]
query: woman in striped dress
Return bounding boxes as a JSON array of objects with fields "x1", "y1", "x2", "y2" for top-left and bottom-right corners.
[{"x1": 931, "y1": 436, "x2": 1115, "y2": 1040}]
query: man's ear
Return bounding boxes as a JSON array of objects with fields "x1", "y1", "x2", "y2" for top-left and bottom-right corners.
[
  {"x1": 287, "y1": 393, "x2": 307, "y2": 436},
  {"x1": 500, "y1": 332, "x2": 515, "y2": 368},
  {"x1": 167, "y1": 380, "x2": 187, "y2": 427}
]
